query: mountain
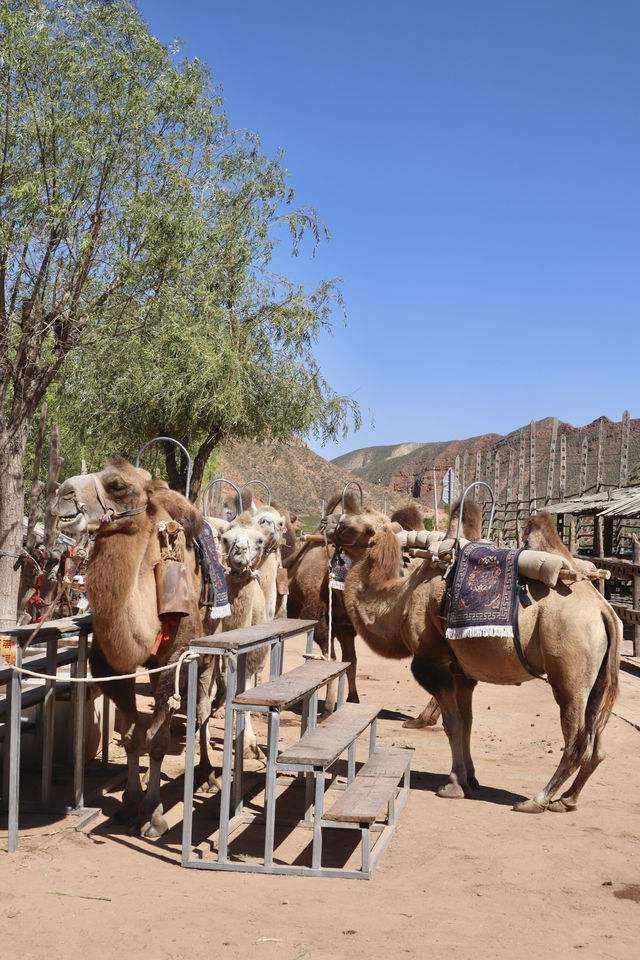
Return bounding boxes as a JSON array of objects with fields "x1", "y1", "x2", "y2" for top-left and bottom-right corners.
[
  {"x1": 333, "y1": 413, "x2": 640, "y2": 507},
  {"x1": 211, "y1": 437, "x2": 419, "y2": 523}
]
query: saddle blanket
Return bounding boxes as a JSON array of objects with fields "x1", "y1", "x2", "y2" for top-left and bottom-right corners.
[
  {"x1": 446, "y1": 542, "x2": 523, "y2": 640},
  {"x1": 195, "y1": 521, "x2": 231, "y2": 619},
  {"x1": 330, "y1": 550, "x2": 351, "y2": 590}
]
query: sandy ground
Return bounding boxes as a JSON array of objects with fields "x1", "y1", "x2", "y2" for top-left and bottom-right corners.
[{"x1": 2, "y1": 633, "x2": 640, "y2": 960}]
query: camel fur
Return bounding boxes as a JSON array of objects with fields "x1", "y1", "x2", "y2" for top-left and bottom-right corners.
[
  {"x1": 331, "y1": 507, "x2": 621, "y2": 813},
  {"x1": 51, "y1": 458, "x2": 221, "y2": 837}
]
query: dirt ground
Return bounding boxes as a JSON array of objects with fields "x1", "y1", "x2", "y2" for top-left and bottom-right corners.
[{"x1": 2, "y1": 632, "x2": 640, "y2": 960}]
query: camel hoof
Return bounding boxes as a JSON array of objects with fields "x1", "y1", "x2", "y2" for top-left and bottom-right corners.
[
  {"x1": 513, "y1": 798, "x2": 547, "y2": 814},
  {"x1": 403, "y1": 715, "x2": 438, "y2": 729},
  {"x1": 243, "y1": 743, "x2": 264, "y2": 760},
  {"x1": 347, "y1": 692, "x2": 360, "y2": 704},
  {"x1": 139, "y1": 809, "x2": 169, "y2": 838},
  {"x1": 205, "y1": 775, "x2": 222, "y2": 795},
  {"x1": 548, "y1": 798, "x2": 577, "y2": 813},
  {"x1": 436, "y1": 782, "x2": 465, "y2": 799}
]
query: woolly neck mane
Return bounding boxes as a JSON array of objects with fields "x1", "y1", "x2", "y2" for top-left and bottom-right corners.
[{"x1": 362, "y1": 526, "x2": 403, "y2": 592}]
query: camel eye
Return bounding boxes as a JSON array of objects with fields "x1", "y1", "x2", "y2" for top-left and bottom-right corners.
[{"x1": 365, "y1": 526, "x2": 374, "y2": 536}]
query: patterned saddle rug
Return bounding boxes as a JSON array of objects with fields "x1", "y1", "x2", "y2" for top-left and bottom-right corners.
[
  {"x1": 193, "y1": 520, "x2": 231, "y2": 619},
  {"x1": 446, "y1": 542, "x2": 524, "y2": 640}
]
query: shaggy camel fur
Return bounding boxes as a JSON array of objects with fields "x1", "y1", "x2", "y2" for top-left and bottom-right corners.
[
  {"x1": 51, "y1": 458, "x2": 220, "y2": 837},
  {"x1": 331, "y1": 507, "x2": 621, "y2": 812},
  {"x1": 390, "y1": 503, "x2": 425, "y2": 531}
]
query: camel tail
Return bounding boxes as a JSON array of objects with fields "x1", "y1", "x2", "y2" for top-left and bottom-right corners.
[{"x1": 585, "y1": 605, "x2": 622, "y2": 743}]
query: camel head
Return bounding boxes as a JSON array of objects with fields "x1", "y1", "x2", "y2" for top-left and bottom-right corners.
[
  {"x1": 220, "y1": 521, "x2": 266, "y2": 576},
  {"x1": 332, "y1": 509, "x2": 402, "y2": 584},
  {"x1": 51, "y1": 457, "x2": 154, "y2": 536},
  {"x1": 51, "y1": 457, "x2": 203, "y2": 542},
  {"x1": 253, "y1": 505, "x2": 286, "y2": 552}
]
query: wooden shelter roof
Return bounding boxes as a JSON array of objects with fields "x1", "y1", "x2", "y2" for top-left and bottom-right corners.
[{"x1": 547, "y1": 485, "x2": 640, "y2": 518}]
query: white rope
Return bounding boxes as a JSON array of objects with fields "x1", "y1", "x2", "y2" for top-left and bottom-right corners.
[{"x1": 1, "y1": 651, "x2": 201, "y2": 698}]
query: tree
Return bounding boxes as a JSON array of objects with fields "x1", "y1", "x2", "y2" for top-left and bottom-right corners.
[
  {"x1": 52, "y1": 133, "x2": 360, "y2": 497},
  {"x1": 0, "y1": 1, "x2": 359, "y2": 626},
  {"x1": 0, "y1": 0, "x2": 230, "y2": 626}
]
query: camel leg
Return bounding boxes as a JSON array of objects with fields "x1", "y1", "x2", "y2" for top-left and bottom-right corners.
[
  {"x1": 337, "y1": 627, "x2": 359, "y2": 703},
  {"x1": 513, "y1": 691, "x2": 589, "y2": 814},
  {"x1": 548, "y1": 731, "x2": 605, "y2": 812},
  {"x1": 90, "y1": 643, "x2": 144, "y2": 820},
  {"x1": 138, "y1": 750, "x2": 169, "y2": 838},
  {"x1": 402, "y1": 696, "x2": 442, "y2": 729},
  {"x1": 241, "y1": 676, "x2": 264, "y2": 759},
  {"x1": 193, "y1": 656, "x2": 221, "y2": 793},
  {"x1": 454, "y1": 675, "x2": 479, "y2": 789},
  {"x1": 411, "y1": 656, "x2": 469, "y2": 798}
]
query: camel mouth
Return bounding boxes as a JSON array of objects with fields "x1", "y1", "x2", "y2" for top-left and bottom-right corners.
[{"x1": 57, "y1": 512, "x2": 89, "y2": 535}]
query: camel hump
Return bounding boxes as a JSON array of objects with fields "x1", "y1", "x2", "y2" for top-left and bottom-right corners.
[
  {"x1": 150, "y1": 485, "x2": 204, "y2": 543},
  {"x1": 391, "y1": 504, "x2": 425, "y2": 531},
  {"x1": 523, "y1": 511, "x2": 573, "y2": 561},
  {"x1": 446, "y1": 498, "x2": 482, "y2": 540}
]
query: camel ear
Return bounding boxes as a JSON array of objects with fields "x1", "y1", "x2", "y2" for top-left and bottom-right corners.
[{"x1": 390, "y1": 521, "x2": 403, "y2": 534}]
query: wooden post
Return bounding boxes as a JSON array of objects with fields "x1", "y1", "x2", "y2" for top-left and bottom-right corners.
[
  {"x1": 454, "y1": 454, "x2": 460, "y2": 500},
  {"x1": 579, "y1": 436, "x2": 588, "y2": 496},
  {"x1": 546, "y1": 417, "x2": 558, "y2": 504},
  {"x1": 569, "y1": 518, "x2": 576, "y2": 555},
  {"x1": 620, "y1": 409, "x2": 630, "y2": 488},
  {"x1": 529, "y1": 420, "x2": 537, "y2": 513},
  {"x1": 462, "y1": 449, "x2": 469, "y2": 492},
  {"x1": 633, "y1": 535, "x2": 640, "y2": 656},
  {"x1": 559, "y1": 434, "x2": 567, "y2": 500},
  {"x1": 596, "y1": 418, "x2": 605, "y2": 493}
]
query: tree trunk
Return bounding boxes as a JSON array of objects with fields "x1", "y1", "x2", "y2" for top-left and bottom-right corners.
[{"x1": 0, "y1": 422, "x2": 29, "y2": 630}]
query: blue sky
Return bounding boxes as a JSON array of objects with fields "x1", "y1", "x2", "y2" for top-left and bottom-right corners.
[{"x1": 137, "y1": 0, "x2": 640, "y2": 460}]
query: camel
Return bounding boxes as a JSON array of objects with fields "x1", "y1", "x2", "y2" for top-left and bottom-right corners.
[
  {"x1": 50, "y1": 458, "x2": 222, "y2": 836},
  {"x1": 329, "y1": 506, "x2": 621, "y2": 812},
  {"x1": 215, "y1": 511, "x2": 288, "y2": 757},
  {"x1": 284, "y1": 492, "x2": 363, "y2": 715}
]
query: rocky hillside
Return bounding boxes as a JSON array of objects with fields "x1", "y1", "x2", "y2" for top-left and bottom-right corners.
[
  {"x1": 211, "y1": 437, "x2": 419, "y2": 522},
  {"x1": 334, "y1": 413, "x2": 640, "y2": 507}
]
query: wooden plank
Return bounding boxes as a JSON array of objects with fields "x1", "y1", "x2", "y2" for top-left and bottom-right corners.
[
  {"x1": 324, "y1": 775, "x2": 400, "y2": 823},
  {"x1": 190, "y1": 618, "x2": 316, "y2": 653},
  {"x1": 586, "y1": 556, "x2": 640, "y2": 579},
  {"x1": 234, "y1": 659, "x2": 350, "y2": 708},
  {"x1": 277, "y1": 702, "x2": 381, "y2": 768},
  {"x1": 356, "y1": 747, "x2": 413, "y2": 780},
  {"x1": 3, "y1": 613, "x2": 92, "y2": 644}
]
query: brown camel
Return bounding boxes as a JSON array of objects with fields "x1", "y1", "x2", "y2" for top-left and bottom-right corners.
[
  {"x1": 330, "y1": 507, "x2": 621, "y2": 812},
  {"x1": 284, "y1": 492, "x2": 362, "y2": 715},
  {"x1": 51, "y1": 458, "x2": 220, "y2": 836}
]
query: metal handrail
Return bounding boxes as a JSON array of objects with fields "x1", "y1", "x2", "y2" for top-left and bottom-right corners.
[
  {"x1": 201, "y1": 477, "x2": 242, "y2": 518},
  {"x1": 341, "y1": 480, "x2": 364, "y2": 513},
  {"x1": 455, "y1": 481, "x2": 496, "y2": 547},
  {"x1": 241, "y1": 479, "x2": 271, "y2": 506},
  {"x1": 135, "y1": 437, "x2": 192, "y2": 499}
]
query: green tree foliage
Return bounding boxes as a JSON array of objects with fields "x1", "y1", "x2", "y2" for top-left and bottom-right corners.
[{"x1": 0, "y1": 0, "x2": 358, "y2": 625}]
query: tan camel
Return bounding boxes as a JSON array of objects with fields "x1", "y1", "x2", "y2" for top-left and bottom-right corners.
[
  {"x1": 50, "y1": 458, "x2": 221, "y2": 836},
  {"x1": 329, "y1": 507, "x2": 621, "y2": 812}
]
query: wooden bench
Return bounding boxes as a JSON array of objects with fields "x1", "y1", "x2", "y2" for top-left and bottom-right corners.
[{"x1": 321, "y1": 746, "x2": 414, "y2": 877}]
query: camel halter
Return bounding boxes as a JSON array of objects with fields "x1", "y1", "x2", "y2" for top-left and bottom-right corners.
[{"x1": 92, "y1": 475, "x2": 148, "y2": 525}]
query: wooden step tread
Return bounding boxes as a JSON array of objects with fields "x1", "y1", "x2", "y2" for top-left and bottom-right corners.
[
  {"x1": 277, "y1": 702, "x2": 381, "y2": 768},
  {"x1": 234, "y1": 658, "x2": 350, "y2": 709},
  {"x1": 190, "y1": 618, "x2": 317, "y2": 654},
  {"x1": 356, "y1": 746, "x2": 414, "y2": 780},
  {"x1": 324, "y1": 774, "x2": 402, "y2": 823}
]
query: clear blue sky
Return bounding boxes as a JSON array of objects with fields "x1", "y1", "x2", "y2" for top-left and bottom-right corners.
[{"x1": 137, "y1": 0, "x2": 639, "y2": 460}]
